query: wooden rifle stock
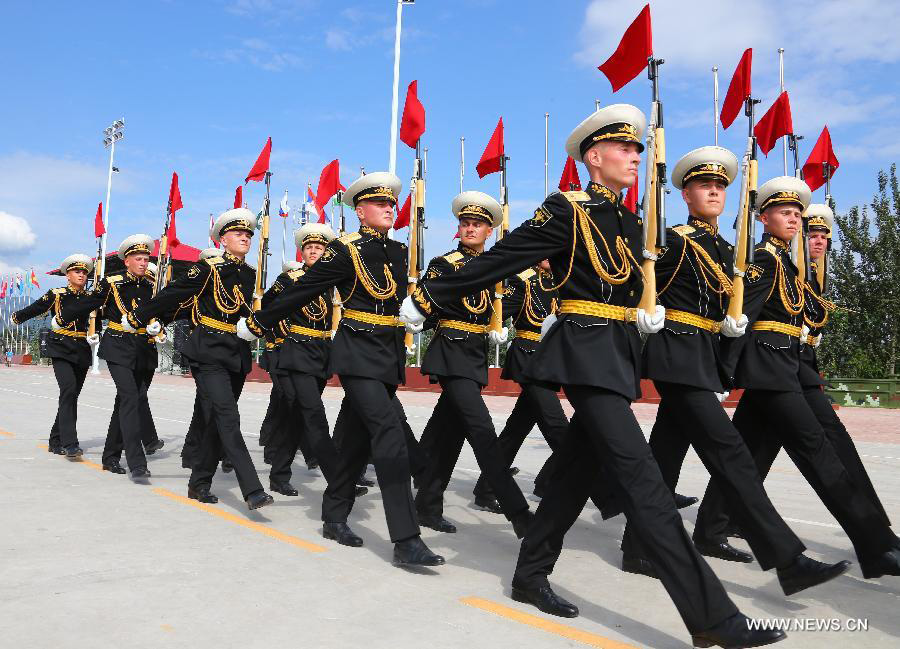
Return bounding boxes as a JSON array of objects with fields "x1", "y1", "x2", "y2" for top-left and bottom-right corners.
[
  {"x1": 727, "y1": 149, "x2": 758, "y2": 319},
  {"x1": 253, "y1": 172, "x2": 272, "y2": 311},
  {"x1": 488, "y1": 157, "x2": 510, "y2": 335},
  {"x1": 638, "y1": 100, "x2": 665, "y2": 312},
  {"x1": 404, "y1": 160, "x2": 425, "y2": 352}
]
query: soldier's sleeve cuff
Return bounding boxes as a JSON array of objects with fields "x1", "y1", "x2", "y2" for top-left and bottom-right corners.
[
  {"x1": 127, "y1": 313, "x2": 143, "y2": 329},
  {"x1": 246, "y1": 314, "x2": 265, "y2": 337},
  {"x1": 412, "y1": 286, "x2": 433, "y2": 316},
  {"x1": 10, "y1": 313, "x2": 18, "y2": 325}
]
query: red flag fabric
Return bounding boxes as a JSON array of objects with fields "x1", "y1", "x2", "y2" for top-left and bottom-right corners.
[
  {"x1": 393, "y1": 192, "x2": 412, "y2": 230},
  {"x1": 245, "y1": 136, "x2": 272, "y2": 183},
  {"x1": 233, "y1": 185, "x2": 243, "y2": 209},
  {"x1": 558, "y1": 157, "x2": 582, "y2": 192},
  {"x1": 476, "y1": 118, "x2": 504, "y2": 178},
  {"x1": 802, "y1": 126, "x2": 840, "y2": 191},
  {"x1": 94, "y1": 202, "x2": 105, "y2": 238},
  {"x1": 624, "y1": 171, "x2": 639, "y2": 213},
  {"x1": 399, "y1": 81, "x2": 426, "y2": 148},
  {"x1": 597, "y1": 4, "x2": 652, "y2": 93},
  {"x1": 315, "y1": 159, "x2": 345, "y2": 224},
  {"x1": 0, "y1": 281, "x2": 7, "y2": 299},
  {"x1": 754, "y1": 91, "x2": 793, "y2": 156},
  {"x1": 295, "y1": 248, "x2": 302, "y2": 262},
  {"x1": 168, "y1": 172, "x2": 183, "y2": 247},
  {"x1": 721, "y1": 48, "x2": 752, "y2": 130}
]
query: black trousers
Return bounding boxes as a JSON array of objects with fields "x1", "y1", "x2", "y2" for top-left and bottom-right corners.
[
  {"x1": 322, "y1": 376, "x2": 419, "y2": 542},
  {"x1": 181, "y1": 389, "x2": 211, "y2": 466},
  {"x1": 259, "y1": 378, "x2": 281, "y2": 450},
  {"x1": 50, "y1": 359, "x2": 88, "y2": 449},
  {"x1": 188, "y1": 363, "x2": 263, "y2": 499},
  {"x1": 270, "y1": 372, "x2": 335, "y2": 484},
  {"x1": 514, "y1": 385, "x2": 738, "y2": 635},
  {"x1": 694, "y1": 389, "x2": 896, "y2": 563},
  {"x1": 103, "y1": 362, "x2": 155, "y2": 470},
  {"x1": 473, "y1": 382, "x2": 568, "y2": 498},
  {"x1": 415, "y1": 376, "x2": 529, "y2": 520},
  {"x1": 620, "y1": 381, "x2": 804, "y2": 570}
]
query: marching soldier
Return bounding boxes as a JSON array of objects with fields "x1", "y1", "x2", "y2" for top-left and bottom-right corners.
[
  {"x1": 14, "y1": 254, "x2": 95, "y2": 459},
  {"x1": 401, "y1": 106, "x2": 785, "y2": 647},
  {"x1": 243, "y1": 172, "x2": 443, "y2": 567},
  {"x1": 693, "y1": 177, "x2": 900, "y2": 579},
  {"x1": 413, "y1": 191, "x2": 532, "y2": 536},
  {"x1": 125, "y1": 208, "x2": 274, "y2": 510}
]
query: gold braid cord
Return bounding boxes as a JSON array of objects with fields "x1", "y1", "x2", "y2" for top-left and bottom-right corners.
[
  {"x1": 657, "y1": 234, "x2": 733, "y2": 299},
  {"x1": 301, "y1": 296, "x2": 329, "y2": 322},
  {"x1": 463, "y1": 290, "x2": 489, "y2": 315},
  {"x1": 774, "y1": 256, "x2": 805, "y2": 316},
  {"x1": 344, "y1": 244, "x2": 397, "y2": 301},
  {"x1": 804, "y1": 282, "x2": 836, "y2": 327},
  {"x1": 522, "y1": 279, "x2": 551, "y2": 327}
]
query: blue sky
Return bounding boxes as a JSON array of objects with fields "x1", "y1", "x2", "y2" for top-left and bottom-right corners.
[{"x1": 2, "y1": 0, "x2": 899, "y2": 288}]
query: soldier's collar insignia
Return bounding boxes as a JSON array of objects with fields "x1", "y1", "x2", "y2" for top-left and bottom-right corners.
[
  {"x1": 588, "y1": 182, "x2": 619, "y2": 204},
  {"x1": 764, "y1": 233, "x2": 790, "y2": 252},
  {"x1": 688, "y1": 217, "x2": 718, "y2": 237},
  {"x1": 360, "y1": 225, "x2": 387, "y2": 240},
  {"x1": 459, "y1": 243, "x2": 482, "y2": 257},
  {"x1": 223, "y1": 251, "x2": 244, "y2": 264}
]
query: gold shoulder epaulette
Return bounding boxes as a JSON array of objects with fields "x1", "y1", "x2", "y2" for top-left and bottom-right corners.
[
  {"x1": 106, "y1": 274, "x2": 123, "y2": 283},
  {"x1": 51, "y1": 287, "x2": 66, "y2": 295},
  {"x1": 443, "y1": 251, "x2": 464, "y2": 264},
  {"x1": 338, "y1": 232, "x2": 361, "y2": 244},
  {"x1": 204, "y1": 256, "x2": 224, "y2": 266},
  {"x1": 672, "y1": 225, "x2": 695, "y2": 236},
  {"x1": 562, "y1": 190, "x2": 591, "y2": 201},
  {"x1": 764, "y1": 242, "x2": 778, "y2": 256},
  {"x1": 287, "y1": 268, "x2": 306, "y2": 280},
  {"x1": 516, "y1": 268, "x2": 537, "y2": 281}
]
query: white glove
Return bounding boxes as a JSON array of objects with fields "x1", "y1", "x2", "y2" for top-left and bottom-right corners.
[
  {"x1": 120, "y1": 315, "x2": 137, "y2": 333},
  {"x1": 153, "y1": 333, "x2": 167, "y2": 344},
  {"x1": 715, "y1": 391, "x2": 729, "y2": 404},
  {"x1": 405, "y1": 321, "x2": 423, "y2": 334},
  {"x1": 488, "y1": 326, "x2": 509, "y2": 345},
  {"x1": 405, "y1": 342, "x2": 416, "y2": 355},
  {"x1": 813, "y1": 333, "x2": 823, "y2": 348},
  {"x1": 720, "y1": 314, "x2": 748, "y2": 338},
  {"x1": 800, "y1": 323, "x2": 811, "y2": 341},
  {"x1": 146, "y1": 321, "x2": 162, "y2": 336},
  {"x1": 236, "y1": 317, "x2": 258, "y2": 342},
  {"x1": 87, "y1": 334, "x2": 100, "y2": 348},
  {"x1": 636, "y1": 305, "x2": 666, "y2": 335},
  {"x1": 50, "y1": 316, "x2": 63, "y2": 331},
  {"x1": 330, "y1": 329, "x2": 337, "y2": 341},
  {"x1": 540, "y1": 313, "x2": 558, "y2": 340},
  {"x1": 399, "y1": 295, "x2": 426, "y2": 326}
]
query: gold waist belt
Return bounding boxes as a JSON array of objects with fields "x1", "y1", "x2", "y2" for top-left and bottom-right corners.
[
  {"x1": 107, "y1": 321, "x2": 147, "y2": 334},
  {"x1": 752, "y1": 321, "x2": 802, "y2": 337},
  {"x1": 438, "y1": 319, "x2": 489, "y2": 334},
  {"x1": 265, "y1": 338, "x2": 284, "y2": 350},
  {"x1": 665, "y1": 309, "x2": 720, "y2": 333},
  {"x1": 343, "y1": 309, "x2": 402, "y2": 327},
  {"x1": 804, "y1": 334, "x2": 816, "y2": 346},
  {"x1": 54, "y1": 329, "x2": 87, "y2": 338},
  {"x1": 198, "y1": 315, "x2": 237, "y2": 334},
  {"x1": 515, "y1": 329, "x2": 542, "y2": 342},
  {"x1": 559, "y1": 300, "x2": 637, "y2": 322},
  {"x1": 288, "y1": 324, "x2": 330, "y2": 339}
]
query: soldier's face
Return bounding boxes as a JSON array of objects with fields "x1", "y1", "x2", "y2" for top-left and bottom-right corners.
[
  {"x1": 539, "y1": 259, "x2": 551, "y2": 271},
  {"x1": 682, "y1": 179, "x2": 727, "y2": 219},
  {"x1": 584, "y1": 141, "x2": 641, "y2": 192},
  {"x1": 302, "y1": 242, "x2": 326, "y2": 265},
  {"x1": 761, "y1": 205, "x2": 801, "y2": 241},
  {"x1": 808, "y1": 231, "x2": 828, "y2": 260},
  {"x1": 457, "y1": 217, "x2": 493, "y2": 248},
  {"x1": 356, "y1": 199, "x2": 395, "y2": 232},
  {"x1": 125, "y1": 253, "x2": 149, "y2": 277},
  {"x1": 67, "y1": 269, "x2": 88, "y2": 289},
  {"x1": 222, "y1": 230, "x2": 253, "y2": 257}
]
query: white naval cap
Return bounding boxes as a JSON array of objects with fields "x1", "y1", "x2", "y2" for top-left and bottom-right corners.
[
  {"x1": 60, "y1": 253, "x2": 93, "y2": 275},
  {"x1": 805, "y1": 203, "x2": 834, "y2": 235},
  {"x1": 451, "y1": 190, "x2": 503, "y2": 228},
  {"x1": 671, "y1": 146, "x2": 739, "y2": 190},
  {"x1": 282, "y1": 260, "x2": 304, "y2": 273},
  {"x1": 198, "y1": 247, "x2": 222, "y2": 261},
  {"x1": 117, "y1": 233, "x2": 155, "y2": 260},
  {"x1": 758, "y1": 176, "x2": 812, "y2": 213},
  {"x1": 342, "y1": 171, "x2": 402, "y2": 207},
  {"x1": 210, "y1": 208, "x2": 258, "y2": 243},
  {"x1": 565, "y1": 104, "x2": 647, "y2": 161},
  {"x1": 295, "y1": 222, "x2": 336, "y2": 248}
]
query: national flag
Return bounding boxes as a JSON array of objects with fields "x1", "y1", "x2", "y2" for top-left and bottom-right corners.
[
  {"x1": 30, "y1": 269, "x2": 39, "y2": 288},
  {"x1": 558, "y1": 156, "x2": 582, "y2": 192},
  {"x1": 802, "y1": 126, "x2": 840, "y2": 191},
  {"x1": 393, "y1": 192, "x2": 412, "y2": 230},
  {"x1": 399, "y1": 80, "x2": 426, "y2": 148},
  {"x1": 597, "y1": 4, "x2": 653, "y2": 93},
  {"x1": 0, "y1": 280, "x2": 7, "y2": 299},
  {"x1": 476, "y1": 117, "x2": 504, "y2": 178},
  {"x1": 720, "y1": 48, "x2": 752, "y2": 130},
  {"x1": 624, "y1": 171, "x2": 639, "y2": 213},
  {"x1": 15, "y1": 274, "x2": 23, "y2": 296},
  {"x1": 168, "y1": 172, "x2": 183, "y2": 246},
  {"x1": 234, "y1": 185, "x2": 243, "y2": 209},
  {"x1": 245, "y1": 136, "x2": 272, "y2": 183},
  {"x1": 754, "y1": 91, "x2": 793, "y2": 156},
  {"x1": 306, "y1": 185, "x2": 315, "y2": 204},
  {"x1": 279, "y1": 191, "x2": 290, "y2": 218},
  {"x1": 94, "y1": 202, "x2": 105, "y2": 238},
  {"x1": 315, "y1": 160, "x2": 345, "y2": 224}
]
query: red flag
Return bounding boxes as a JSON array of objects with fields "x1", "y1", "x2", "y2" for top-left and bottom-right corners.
[
  {"x1": 399, "y1": 80, "x2": 426, "y2": 148},
  {"x1": 802, "y1": 126, "x2": 840, "y2": 191},
  {"x1": 233, "y1": 185, "x2": 243, "y2": 209},
  {"x1": 295, "y1": 248, "x2": 302, "y2": 262},
  {"x1": 624, "y1": 170, "x2": 639, "y2": 213},
  {"x1": 0, "y1": 281, "x2": 6, "y2": 299},
  {"x1": 720, "y1": 48, "x2": 752, "y2": 130},
  {"x1": 315, "y1": 159, "x2": 345, "y2": 224},
  {"x1": 245, "y1": 136, "x2": 272, "y2": 183},
  {"x1": 476, "y1": 118, "x2": 504, "y2": 178},
  {"x1": 597, "y1": 4, "x2": 652, "y2": 93},
  {"x1": 754, "y1": 91, "x2": 793, "y2": 156},
  {"x1": 558, "y1": 157, "x2": 582, "y2": 192},
  {"x1": 94, "y1": 202, "x2": 105, "y2": 238},
  {"x1": 168, "y1": 172, "x2": 183, "y2": 247},
  {"x1": 393, "y1": 192, "x2": 412, "y2": 230}
]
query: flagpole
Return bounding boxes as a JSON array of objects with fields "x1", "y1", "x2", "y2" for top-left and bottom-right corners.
[
  {"x1": 544, "y1": 112, "x2": 550, "y2": 197},
  {"x1": 459, "y1": 137, "x2": 465, "y2": 192},
  {"x1": 417, "y1": 146, "x2": 427, "y2": 368},
  {"x1": 388, "y1": 0, "x2": 409, "y2": 175},
  {"x1": 281, "y1": 190, "x2": 288, "y2": 266},
  {"x1": 779, "y1": 48, "x2": 787, "y2": 176},
  {"x1": 712, "y1": 66, "x2": 719, "y2": 146},
  {"x1": 209, "y1": 213, "x2": 214, "y2": 247},
  {"x1": 595, "y1": 99, "x2": 601, "y2": 112}
]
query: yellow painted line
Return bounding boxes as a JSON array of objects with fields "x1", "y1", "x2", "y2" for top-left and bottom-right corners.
[
  {"x1": 152, "y1": 488, "x2": 327, "y2": 553},
  {"x1": 0, "y1": 430, "x2": 14, "y2": 437},
  {"x1": 460, "y1": 597, "x2": 641, "y2": 649},
  {"x1": 36, "y1": 444, "x2": 102, "y2": 471}
]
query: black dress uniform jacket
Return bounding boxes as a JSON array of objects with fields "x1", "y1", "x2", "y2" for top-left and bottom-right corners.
[
  {"x1": 252, "y1": 226, "x2": 408, "y2": 386},
  {"x1": 501, "y1": 267, "x2": 558, "y2": 384},
  {"x1": 643, "y1": 218, "x2": 734, "y2": 392},
  {"x1": 420, "y1": 245, "x2": 493, "y2": 386},
  {"x1": 798, "y1": 263, "x2": 830, "y2": 388},
  {"x1": 416, "y1": 182, "x2": 644, "y2": 400},
  {"x1": 130, "y1": 252, "x2": 256, "y2": 375},
  {"x1": 14, "y1": 287, "x2": 92, "y2": 368}
]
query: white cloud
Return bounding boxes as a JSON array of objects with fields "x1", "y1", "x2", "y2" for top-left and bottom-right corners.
[
  {"x1": 0, "y1": 212, "x2": 37, "y2": 253},
  {"x1": 325, "y1": 29, "x2": 353, "y2": 52},
  {"x1": 0, "y1": 259, "x2": 26, "y2": 276}
]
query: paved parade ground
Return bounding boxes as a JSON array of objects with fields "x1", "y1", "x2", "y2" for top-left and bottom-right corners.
[{"x1": 2, "y1": 364, "x2": 899, "y2": 649}]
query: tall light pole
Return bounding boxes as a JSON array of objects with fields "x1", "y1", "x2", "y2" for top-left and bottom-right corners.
[{"x1": 389, "y1": 0, "x2": 415, "y2": 175}]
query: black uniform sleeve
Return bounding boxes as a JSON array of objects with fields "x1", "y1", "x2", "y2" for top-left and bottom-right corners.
[
  {"x1": 262, "y1": 272, "x2": 291, "y2": 310},
  {"x1": 131, "y1": 262, "x2": 212, "y2": 327},
  {"x1": 739, "y1": 250, "x2": 778, "y2": 326},
  {"x1": 502, "y1": 276, "x2": 526, "y2": 323},
  {"x1": 58, "y1": 277, "x2": 110, "y2": 325},
  {"x1": 12, "y1": 290, "x2": 55, "y2": 324}
]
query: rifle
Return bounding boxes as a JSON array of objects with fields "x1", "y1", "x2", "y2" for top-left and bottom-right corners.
[
  {"x1": 638, "y1": 57, "x2": 667, "y2": 313},
  {"x1": 818, "y1": 162, "x2": 836, "y2": 293},
  {"x1": 487, "y1": 154, "x2": 510, "y2": 341},
  {"x1": 252, "y1": 171, "x2": 272, "y2": 311},
  {"x1": 330, "y1": 190, "x2": 346, "y2": 335},
  {"x1": 789, "y1": 133, "x2": 814, "y2": 284},
  {"x1": 727, "y1": 97, "x2": 761, "y2": 320},
  {"x1": 154, "y1": 196, "x2": 175, "y2": 298},
  {"x1": 87, "y1": 235, "x2": 103, "y2": 337},
  {"x1": 404, "y1": 142, "x2": 426, "y2": 355}
]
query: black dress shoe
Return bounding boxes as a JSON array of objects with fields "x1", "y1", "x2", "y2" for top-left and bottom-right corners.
[
  {"x1": 860, "y1": 548, "x2": 900, "y2": 579},
  {"x1": 509, "y1": 466, "x2": 520, "y2": 476},
  {"x1": 393, "y1": 535, "x2": 445, "y2": 566},
  {"x1": 695, "y1": 540, "x2": 754, "y2": 563},
  {"x1": 221, "y1": 459, "x2": 234, "y2": 473},
  {"x1": 473, "y1": 495, "x2": 503, "y2": 514},
  {"x1": 622, "y1": 554, "x2": 658, "y2": 579},
  {"x1": 245, "y1": 490, "x2": 274, "y2": 510},
  {"x1": 355, "y1": 486, "x2": 369, "y2": 497},
  {"x1": 187, "y1": 486, "x2": 218, "y2": 504},
  {"x1": 357, "y1": 475, "x2": 376, "y2": 488},
  {"x1": 777, "y1": 554, "x2": 851, "y2": 596},
  {"x1": 418, "y1": 513, "x2": 457, "y2": 533},
  {"x1": 675, "y1": 492, "x2": 699, "y2": 509},
  {"x1": 102, "y1": 461, "x2": 126, "y2": 475},
  {"x1": 511, "y1": 581, "x2": 579, "y2": 618},
  {"x1": 64, "y1": 445, "x2": 83, "y2": 459},
  {"x1": 512, "y1": 510, "x2": 533, "y2": 539},
  {"x1": 270, "y1": 481, "x2": 298, "y2": 496},
  {"x1": 48, "y1": 445, "x2": 65, "y2": 455},
  {"x1": 144, "y1": 439, "x2": 165, "y2": 455},
  {"x1": 323, "y1": 522, "x2": 363, "y2": 547},
  {"x1": 692, "y1": 612, "x2": 787, "y2": 648},
  {"x1": 130, "y1": 467, "x2": 151, "y2": 482},
  {"x1": 306, "y1": 459, "x2": 319, "y2": 471}
]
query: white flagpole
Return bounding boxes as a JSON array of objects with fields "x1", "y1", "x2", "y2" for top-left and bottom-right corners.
[
  {"x1": 713, "y1": 66, "x2": 719, "y2": 146},
  {"x1": 779, "y1": 48, "x2": 787, "y2": 176},
  {"x1": 281, "y1": 190, "x2": 288, "y2": 266},
  {"x1": 389, "y1": 0, "x2": 408, "y2": 175},
  {"x1": 544, "y1": 112, "x2": 550, "y2": 197},
  {"x1": 459, "y1": 137, "x2": 465, "y2": 193}
]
